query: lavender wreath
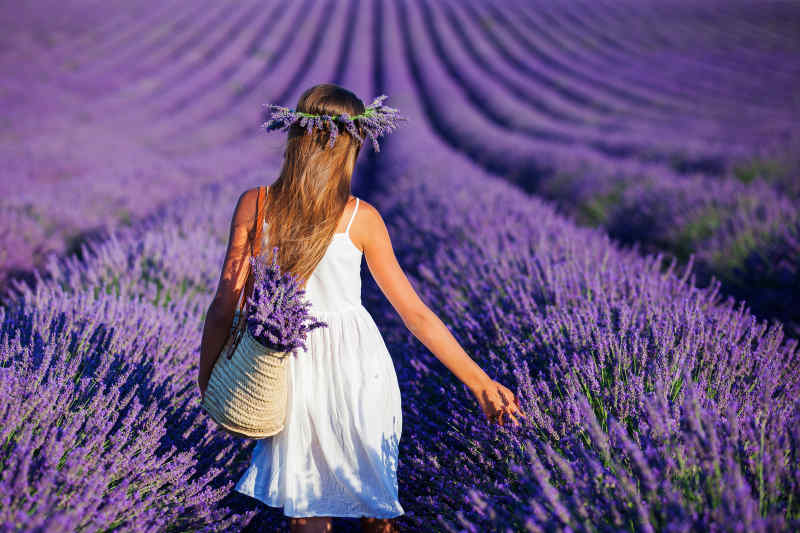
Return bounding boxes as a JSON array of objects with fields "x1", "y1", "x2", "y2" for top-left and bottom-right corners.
[{"x1": 262, "y1": 95, "x2": 407, "y2": 152}]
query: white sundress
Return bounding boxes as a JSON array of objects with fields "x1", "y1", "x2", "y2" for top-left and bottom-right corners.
[{"x1": 234, "y1": 197, "x2": 405, "y2": 519}]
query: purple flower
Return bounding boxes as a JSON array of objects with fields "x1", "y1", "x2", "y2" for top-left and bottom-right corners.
[
  {"x1": 261, "y1": 94, "x2": 408, "y2": 151},
  {"x1": 244, "y1": 246, "x2": 327, "y2": 355}
]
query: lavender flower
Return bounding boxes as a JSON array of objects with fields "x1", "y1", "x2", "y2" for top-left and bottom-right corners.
[{"x1": 243, "y1": 246, "x2": 327, "y2": 356}]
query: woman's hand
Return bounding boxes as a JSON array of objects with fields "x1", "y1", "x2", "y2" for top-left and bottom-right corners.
[{"x1": 469, "y1": 377, "x2": 527, "y2": 427}]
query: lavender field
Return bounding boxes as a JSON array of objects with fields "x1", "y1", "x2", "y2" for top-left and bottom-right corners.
[{"x1": 1, "y1": 0, "x2": 799, "y2": 531}]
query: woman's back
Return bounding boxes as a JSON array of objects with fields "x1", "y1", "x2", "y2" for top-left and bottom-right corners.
[
  {"x1": 264, "y1": 197, "x2": 363, "y2": 314},
  {"x1": 237, "y1": 193, "x2": 405, "y2": 519}
]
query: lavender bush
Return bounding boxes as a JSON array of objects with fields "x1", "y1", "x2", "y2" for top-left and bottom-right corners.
[
  {"x1": 395, "y1": 0, "x2": 800, "y2": 336},
  {"x1": 244, "y1": 247, "x2": 327, "y2": 355},
  {"x1": 2, "y1": 0, "x2": 800, "y2": 531},
  {"x1": 373, "y1": 3, "x2": 800, "y2": 528}
]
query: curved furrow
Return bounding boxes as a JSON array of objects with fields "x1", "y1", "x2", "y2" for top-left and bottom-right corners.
[
  {"x1": 223, "y1": 0, "x2": 357, "y2": 145},
  {"x1": 31, "y1": 0, "x2": 184, "y2": 67},
  {"x1": 519, "y1": 1, "x2": 797, "y2": 129},
  {"x1": 465, "y1": 0, "x2": 729, "y2": 132},
  {"x1": 398, "y1": 0, "x2": 687, "y2": 186},
  {"x1": 202, "y1": 0, "x2": 333, "y2": 118},
  {"x1": 130, "y1": 0, "x2": 289, "y2": 120},
  {"x1": 479, "y1": 0, "x2": 731, "y2": 122},
  {"x1": 667, "y1": 5, "x2": 800, "y2": 95},
  {"x1": 428, "y1": 0, "x2": 740, "y2": 175},
  {"x1": 665, "y1": 2, "x2": 800, "y2": 77},
  {"x1": 533, "y1": 0, "x2": 794, "y2": 120},
  {"x1": 331, "y1": 0, "x2": 361, "y2": 87},
  {"x1": 465, "y1": 1, "x2": 686, "y2": 118},
  {"x1": 328, "y1": 0, "x2": 378, "y2": 99},
  {"x1": 140, "y1": 0, "x2": 295, "y2": 134},
  {"x1": 61, "y1": 0, "x2": 227, "y2": 96},
  {"x1": 156, "y1": 0, "x2": 318, "y2": 139},
  {"x1": 0, "y1": 0, "x2": 382, "y2": 525},
  {"x1": 166, "y1": 0, "x2": 372, "y2": 190},
  {"x1": 18, "y1": 1, "x2": 138, "y2": 59},
  {"x1": 56, "y1": 0, "x2": 217, "y2": 90},
  {"x1": 92, "y1": 1, "x2": 245, "y2": 85},
  {"x1": 433, "y1": 1, "x2": 620, "y2": 128},
  {"x1": 681, "y1": 0, "x2": 800, "y2": 53},
  {"x1": 200, "y1": 0, "x2": 345, "y2": 147},
  {"x1": 153, "y1": 0, "x2": 342, "y2": 153},
  {"x1": 452, "y1": 1, "x2": 639, "y2": 119},
  {"x1": 419, "y1": 0, "x2": 571, "y2": 140},
  {"x1": 595, "y1": 0, "x2": 798, "y2": 99},
  {"x1": 342, "y1": 0, "x2": 381, "y2": 201},
  {"x1": 0, "y1": 0, "x2": 192, "y2": 105},
  {"x1": 42, "y1": 1, "x2": 219, "y2": 101},
  {"x1": 603, "y1": 0, "x2": 800, "y2": 81},
  {"x1": 515, "y1": 2, "x2": 735, "y2": 120},
  {"x1": 560, "y1": 0, "x2": 798, "y2": 117},
  {"x1": 397, "y1": 0, "x2": 800, "y2": 338},
  {"x1": 451, "y1": 0, "x2": 746, "y2": 144},
  {"x1": 423, "y1": 2, "x2": 630, "y2": 143},
  {"x1": 372, "y1": 1, "x2": 799, "y2": 528},
  {"x1": 494, "y1": 1, "x2": 751, "y2": 142},
  {"x1": 3, "y1": 2, "x2": 800, "y2": 529},
  {"x1": 475, "y1": 0, "x2": 789, "y2": 148},
  {"x1": 98, "y1": 1, "x2": 266, "y2": 109}
]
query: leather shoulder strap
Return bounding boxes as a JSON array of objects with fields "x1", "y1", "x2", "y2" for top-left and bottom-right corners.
[
  {"x1": 227, "y1": 186, "x2": 266, "y2": 358},
  {"x1": 237, "y1": 185, "x2": 266, "y2": 316},
  {"x1": 253, "y1": 185, "x2": 266, "y2": 256}
]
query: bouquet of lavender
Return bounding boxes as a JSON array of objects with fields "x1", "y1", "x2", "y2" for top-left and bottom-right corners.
[{"x1": 243, "y1": 246, "x2": 327, "y2": 355}]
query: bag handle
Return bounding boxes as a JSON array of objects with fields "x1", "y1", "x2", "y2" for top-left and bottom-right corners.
[{"x1": 224, "y1": 185, "x2": 267, "y2": 360}]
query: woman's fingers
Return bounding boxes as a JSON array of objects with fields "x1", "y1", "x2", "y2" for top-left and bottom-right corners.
[
  {"x1": 505, "y1": 388, "x2": 528, "y2": 422},
  {"x1": 476, "y1": 380, "x2": 527, "y2": 427},
  {"x1": 507, "y1": 411, "x2": 520, "y2": 427},
  {"x1": 513, "y1": 402, "x2": 527, "y2": 420}
]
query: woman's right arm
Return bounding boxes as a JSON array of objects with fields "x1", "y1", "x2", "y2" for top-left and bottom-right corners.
[{"x1": 197, "y1": 188, "x2": 260, "y2": 398}]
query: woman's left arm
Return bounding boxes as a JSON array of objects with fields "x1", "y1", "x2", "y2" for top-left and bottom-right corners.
[{"x1": 197, "y1": 188, "x2": 260, "y2": 397}]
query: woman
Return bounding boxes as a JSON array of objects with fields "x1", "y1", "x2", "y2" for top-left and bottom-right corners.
[{"x1": 198, "y1": 84, "x2": 525, "y2": 533}]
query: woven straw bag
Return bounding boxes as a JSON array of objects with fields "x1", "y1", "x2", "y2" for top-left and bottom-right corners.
[{"x1": 201, "y1": 185, "x2": 291, "y2": 439}]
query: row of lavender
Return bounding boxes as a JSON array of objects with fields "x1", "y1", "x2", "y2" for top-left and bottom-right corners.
[
  {"x1": 0, "y1": 0, "x2": 377, "y2": 529},
  {"x1": 0, "y1": 0, "x2": 388, "y2": 527},
  {"x1": 421, "y1": 0, "x2": 795, "y2": 177},
  {"x1": 3, "y1": 100, "x2": 798, "y2": 531},
  {"x1": 0, "y1": 0, "x2": 297, "y2": 288},
  {"x1": 0, "y1": 4, "x2": 797, "y2": 530},
  {"x1": 0, "y1": 179, "x2": 264, "y2": 531},
  {"x1": 425, "y1": 0, "x2": 799, "y2": 187},
  {"x1": 0, "y1": 0, "x2": 391, "y2": 290},
  {"x1": 374, "y1": 1, "x2": 800, "y2": 529},
  {"x1": 3, "y1": 1, "x2": 799, "y2": 531},
  {"x1": 4, "y1": 0, "x2": 798, "y2": 343},
  {"x1": 400, "y1": 0, "x2": 800, "y2": 336}
]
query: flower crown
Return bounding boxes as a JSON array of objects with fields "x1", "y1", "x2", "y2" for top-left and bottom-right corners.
[{"x1": 262, "y1": 95, "x2": 407, "y2": 152}]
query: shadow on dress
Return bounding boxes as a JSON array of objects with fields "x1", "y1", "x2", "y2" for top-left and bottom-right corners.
[{"x1": 231, "y1": 429, "x2": 405, "y2": 532}]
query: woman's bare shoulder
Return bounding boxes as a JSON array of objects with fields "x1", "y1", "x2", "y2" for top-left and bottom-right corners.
[
  {"x1": 354, "y1": 199, "x2": 387, "y2": 231},
  {"x1": 229, "y1": 186, "x2": 263, "y2": 225},
  {"x1": 353, "y1": 199, "x2": 391, "y2": 245},
  {"x1": 354, "y1": 198, "x2": 381, "y2": 220}
]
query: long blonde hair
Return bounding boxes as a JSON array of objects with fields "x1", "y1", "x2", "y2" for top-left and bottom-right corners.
[{"x1": 259, "y1": 84, "x2": 365, "y2": 290}]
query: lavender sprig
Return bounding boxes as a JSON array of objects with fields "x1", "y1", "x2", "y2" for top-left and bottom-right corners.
[
  {"x1": 244, "y1": 246, "x2": 327, "y2": 356},
  {"x1": 262, "y1": 94, "x2": 408, "y2": 152}
]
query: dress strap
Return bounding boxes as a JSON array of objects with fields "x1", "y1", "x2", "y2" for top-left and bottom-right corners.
[{"x1": 345, "y1": 197, "x2": 359, "y2": 235}]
